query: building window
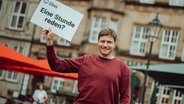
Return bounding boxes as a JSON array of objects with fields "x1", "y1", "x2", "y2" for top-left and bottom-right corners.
[
  {"x1": 89, "y1": 16, "x2": 106, "y2": 44},
  {"x1": 124, "y1": 60, "x2": 145, "y2": 66},
  {"x1": 60, "y1": 98, "x2": 66, "y2": 104},
  {"x1": 108, "y1": 19, "x2": 118, "y2": 32},
  {"x1": 72, "y1": 80, "x2": 78, "y2": 94},
  {"x1": 57, "y1": 51, "x2": 71, "y2": 58},
  {"x1": 50, "y1": 77, "x2": 65, "y2": 93},
  {"x1": 0, "y1": 0, "x2": 3, "y2": 11},
  {"x1": 130, "y1": 25, "x2": 148, "y2": 56},
  {"x1": 140, "y1": 0, "x2": 155, "y2": 4},
  {"x1": 9, "y1": 45, "x2": 25, "y2": 55},
  {"x1": 5, "y1": 71, "x2": 19, "y2": 82},
  {"x1": 156, "y1": 86, "x2": 171, "y2": 104},
  {"x1": 10, "y1": 1, "x2": 27, "y2": 30},
  {"x1": 4, "y1": 43, "x2": 26, "y2": 55},
  {"x1": 4, "y1": 43, "x2": 25, "y2": 54},
  {"x1": 181, "y1": 43, "x2": 184, "y2": 61},
  {"x1": 62, "y1": 79, "x2": 74, "y2": 92},
  {"x1": 49, "y1": 98, "x2": 57, "y2": 104},
  {"x1": 0, "y1": 69, "x2": 4, "y2": 79},
  {"x1": 7, "y1": 90, "x2": 19, "y2": 98},
  {"x1": 13, "y1": 45, "x2": 24, "y2": 53},
  {"x1": 20, "y1": 74, "x2": 30, "y2": 95},
  {"x1": 172, "y1": 90, "x2": 183, "y2": 104},
  {"x1": 57, "y1": 37, "x2": 71, "y2": 46},
  {"x1": 159, "y1": 29, "x2": 179, "y2": 60},
  {"x1": 169, "y1": 0, "x2": 184, "y2": 7},
  {"x1": 40, "y1": 34, "x2": 46, "y2": 43}
]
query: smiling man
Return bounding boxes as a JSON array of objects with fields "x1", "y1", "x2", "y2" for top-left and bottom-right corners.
[{"x1": 44, "y1": 28, "x2": 131, "y2": 104}]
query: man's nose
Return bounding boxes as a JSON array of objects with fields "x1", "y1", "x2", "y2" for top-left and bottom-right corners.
[{"x1": 103, "y1": 42, "x2": 108, "y2": 46}]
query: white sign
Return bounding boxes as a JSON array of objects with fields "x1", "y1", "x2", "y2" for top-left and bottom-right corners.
[{"x1": 30, "y1": 0, "x2": 83, "y2": 41}]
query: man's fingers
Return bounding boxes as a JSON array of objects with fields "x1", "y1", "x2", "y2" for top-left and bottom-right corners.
[
  {"x1": 42, "y1": 29, "x2": 49, "y2": 35},
  {"x1": 45, "y1": 30, "x2": 49, "y2": 35}
]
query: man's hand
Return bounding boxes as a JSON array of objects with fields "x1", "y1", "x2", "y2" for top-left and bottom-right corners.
[{"x1": 43, "y1": 28, "x2": 54, "y2": 46}]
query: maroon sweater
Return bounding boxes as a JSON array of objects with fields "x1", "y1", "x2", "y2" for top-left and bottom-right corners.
[{"x1": 47, "y1": 46, "x2": 131, "y2": 104}]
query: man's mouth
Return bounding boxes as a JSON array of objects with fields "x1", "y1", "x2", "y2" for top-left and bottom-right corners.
[{"x1": 101, "y1": 48, "x2": 109, "y2": 51}]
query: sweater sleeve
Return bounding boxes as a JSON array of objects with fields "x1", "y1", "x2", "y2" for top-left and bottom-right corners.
[
  {"x1": 119, "y1": 64, "x2": 131, "y2": 104},
  {"x1": 46, "y1": 45, "x2": 84, "y2": 73}
]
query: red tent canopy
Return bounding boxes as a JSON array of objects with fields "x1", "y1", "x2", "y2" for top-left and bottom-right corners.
[{"x1": 0, "y1": 44, "x2": 78, "y2": 79}]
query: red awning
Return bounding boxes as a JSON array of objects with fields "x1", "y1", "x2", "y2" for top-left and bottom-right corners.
[{"x1": 0, "y1": 44, "x2": 78, "y2": 79}]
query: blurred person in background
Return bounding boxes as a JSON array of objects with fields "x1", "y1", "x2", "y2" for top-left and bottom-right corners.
[{"x1": 32, "y1": 83, "x2": 48, "y2": 104}]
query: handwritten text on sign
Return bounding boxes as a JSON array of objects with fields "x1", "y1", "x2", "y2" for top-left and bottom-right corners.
[{"x1": 30, "y1": 0, "x2": 83, "y2": 41}]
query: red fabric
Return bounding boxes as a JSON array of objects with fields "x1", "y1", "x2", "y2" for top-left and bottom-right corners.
[{"x1": 0, "y1": 44, "x2": 78, "y2": 79}]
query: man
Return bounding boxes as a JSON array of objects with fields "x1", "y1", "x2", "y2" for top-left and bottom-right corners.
[{"x1": 44, "y1": 28, "x2": 131, "y2": 104}]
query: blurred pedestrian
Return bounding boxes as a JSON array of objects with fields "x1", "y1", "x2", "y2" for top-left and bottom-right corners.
[{"x1": 32, "y1": 83, "x2": 48, "y2": 104}]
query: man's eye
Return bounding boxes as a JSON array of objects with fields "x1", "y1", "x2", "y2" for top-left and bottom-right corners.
[
  {"x1": 100, "y1": 41, "x2": 105, "y2": 43},
  {"x1": 107, "y1": 41, "x2": 112, "y2": 44}
]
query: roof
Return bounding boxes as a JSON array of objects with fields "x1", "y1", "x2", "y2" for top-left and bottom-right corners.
[
  {"x1": 129, "y1": 64, "x2": 184, "y2": 93},
  {"x1": 0, "y1": 44, "x2": 78, "y2": 79},
  {"x1": 129, "y1": 63, "x2": 184, "y2": 75}
]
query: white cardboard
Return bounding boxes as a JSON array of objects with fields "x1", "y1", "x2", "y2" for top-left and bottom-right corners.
[{"x1": 30, "y1": 0, "x2": 83, "y2": 41}]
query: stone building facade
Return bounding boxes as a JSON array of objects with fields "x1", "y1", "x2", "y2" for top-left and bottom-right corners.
[{"x1": 0, "y1": 0, "x2": 38, "y2": 103}]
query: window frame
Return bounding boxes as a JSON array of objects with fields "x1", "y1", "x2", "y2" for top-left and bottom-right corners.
[
  {"x1": 9, "y1": 1, "x2": 27, "y2": 30},
  {"x1": 50, "y1": 77, "x2": 65, "y2": 93},
  {"x1": 108, "y1": 19, "x2": 118, "y2": 32},
  {"x1": 172, "y1": 90, "x2": 183, "y2": 104},
  {"x1": 56, "y1": 51, "x2": 71, "y2": 58},
  {"x1": 0, "y1": 0, "x2": 3, "y2": 11},
  {"x1": 3, "y1": 43, "x2": 26, "y2": 55},
  {"x1": 12, "y1": 45, "x2": 25, "y2": 54},
  {"x1": 156, "y1": 86, "x2": 171, "y2": 104},
  {"x1": 5, "y1": 71, "x2": 19, "y2": 82},
  {"x1": 140, "y1": 0, "x2": 155, "y2": 4},
  {"x1": 159, "y1": 29, "x2": 179, "y2": 60},
  {"x1": 72, "y1": 80, "x2": 78, "y2": 94},
  {"x1": 169, "y1": 0, "x2": 184, "y2": 7},
  {"x1": 130, "y1": 25, "x2": 148, "y2": 56},
  {"x1": 0, "y1": 69, "x2": 4, "y2": 79},
  {"x1": 40, "y1": 34, "x2": 46, "y2": 43},
  {"x1": 89, "y1": 16, "x2": 106, "y2": 44},
  {"x1": 49, "y1": 98, "x2": 57, "y2": 104},
  {"x1": 20, "y1": 74, "x2": 30, "y2": 95},
  {"x1": 57, "y1": 37, "x2": 71, "y2": 46},
  {"x1": 182, "y1": 43, "x2": 184, "y2": 61}
]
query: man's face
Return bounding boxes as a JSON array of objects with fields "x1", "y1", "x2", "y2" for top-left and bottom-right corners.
[
  {"x1": 39, "y1": 85, "x2": 43, "y2": 90},
  {"x1": 98, "y1": 35, "x2": 115, "y2": 58}
]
